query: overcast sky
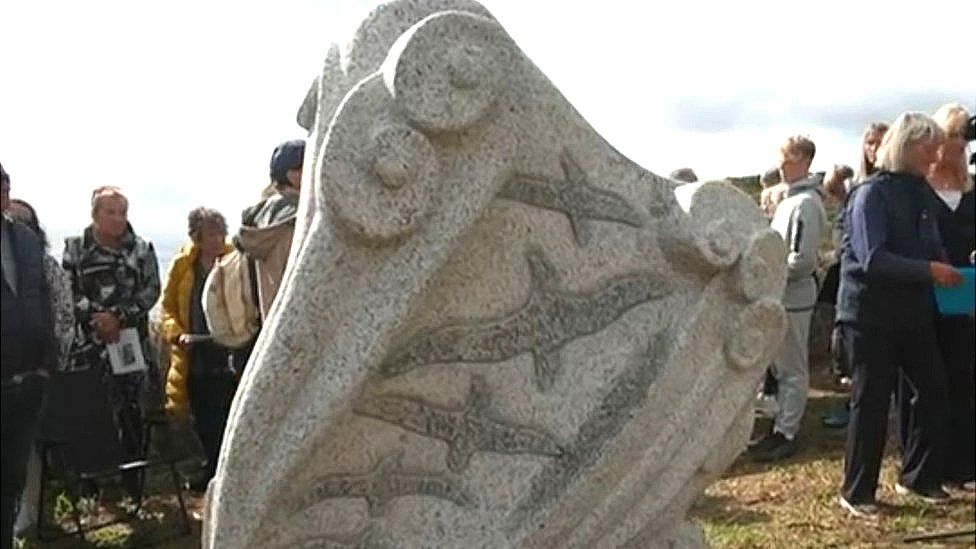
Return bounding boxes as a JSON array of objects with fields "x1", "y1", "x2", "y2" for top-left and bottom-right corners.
[{"x1": 2, "y1": 0, "x2": 974, "y2": 262}]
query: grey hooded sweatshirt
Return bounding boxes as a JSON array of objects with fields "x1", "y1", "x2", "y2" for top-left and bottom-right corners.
[
  {"x1": 769, "y1": 174, "x2": 827, "y2": 311},
  {"x1": 235, "y1": 187, "x2": 299, "y2": 320}
]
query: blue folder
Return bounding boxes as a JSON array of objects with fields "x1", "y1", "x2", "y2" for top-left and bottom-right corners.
[{"x1": 934, "y1": 267, "x2": 976, "y2": 315}]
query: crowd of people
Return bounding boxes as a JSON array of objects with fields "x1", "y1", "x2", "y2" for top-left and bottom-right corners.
[
  {"x1": 737, "y1": 103, "x2": 974, "y2": 518},
  {"x1": 1, "y1": 101, "x2": 973, "y2": 546},
  {"x1": 0, "y1": 138, "x2": 305, "y2": 547}
]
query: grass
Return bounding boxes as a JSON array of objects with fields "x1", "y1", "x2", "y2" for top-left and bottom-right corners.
[
  {"x1": 690, "y1": 357, "x2": 976, "y2": 549},
  {"x1": 18, "y1": 358, "x2": 974, "y2": 548},
  {"x1": 18, "y1": 474, "x2": 204, "y2": 549}
]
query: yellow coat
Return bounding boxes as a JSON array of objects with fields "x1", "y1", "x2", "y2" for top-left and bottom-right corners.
[{"x1": 162, "y1": 241, "x2": 233, "y2": 417}]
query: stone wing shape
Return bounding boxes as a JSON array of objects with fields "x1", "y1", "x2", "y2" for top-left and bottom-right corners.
[{"x1": 203, "y1": 2, "x2": 788, "y2": 548}]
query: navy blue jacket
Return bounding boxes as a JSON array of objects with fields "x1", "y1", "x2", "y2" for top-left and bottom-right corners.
[
  {"x1": 836, "y1": 171, "x2": 945, "y2": 331},
  {"x1": 1, "y1": 216, "x2": 59, "y2": 379}
]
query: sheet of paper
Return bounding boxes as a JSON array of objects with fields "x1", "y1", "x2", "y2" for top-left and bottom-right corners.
[{"x1": 106, "y1": 327, "x2": 147, "y2": 375}]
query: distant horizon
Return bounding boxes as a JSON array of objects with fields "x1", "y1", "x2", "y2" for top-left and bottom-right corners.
[{"x1": 30, "y1": 166, "x2": 790, "y2": 268}]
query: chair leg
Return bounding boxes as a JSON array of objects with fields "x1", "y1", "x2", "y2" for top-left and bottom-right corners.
[
  {"x1": 132, "y1": 415, "x2": 157, "y2": 510},
  {"x1": 169, "y1": 462, "x2": 191, "y2": 534},
  {"x1": 69, "y1": 482, "x2": 86, "y2": 540},
  {"x1": 130, "y1": 468, "x2": 147, "y2": 513},
  {"x1": 36, "y1": 447, "x2": 48, "y2": 540}
]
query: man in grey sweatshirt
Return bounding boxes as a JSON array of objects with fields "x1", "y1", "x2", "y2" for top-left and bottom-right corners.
[{"x1": 751, "y1": 136, "x2": 827, "y2": 462}]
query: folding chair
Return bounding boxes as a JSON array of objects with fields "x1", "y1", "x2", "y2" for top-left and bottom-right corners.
[{"x1": 35, "y1": 366, "x2": 191, "y2": 542}]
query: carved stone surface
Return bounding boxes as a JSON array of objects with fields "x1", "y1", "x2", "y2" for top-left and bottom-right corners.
[
  {"x1": 380, "y1": 249, "x2": 672, "y2": 390},
  {"x1": 356, "y1": 376, "x2": 563, "y2": 472},
  {"x1": 294, "y1": 451, "x2": 474, "y2": 517},
  {"x1": 203, "y1": 2, "x2": 788, "y2": 548},
  {"x1": 510, "y1": 328, "x2": 674, "y2": 527},
  {"x1": 498, "y1": 151, "x2": 645, "y2": 246}
]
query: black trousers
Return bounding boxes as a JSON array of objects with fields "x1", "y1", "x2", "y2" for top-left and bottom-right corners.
[
  {"x1": 1, "y1": 376, "x2": 47, "y2": 549},
  {"x1": 831, "y1": 323, "x2": 851, "y2": 379},
  {"x1": 898, "y1": 315, "x2": 975, "y2": 484},
  {"x1": 940, "y1": 315, "x2": 976, "y2": 483},
  {"x1": 842, "y1": 323, "x2": 949, "y2": 503},
  {"x1": 189, "y1": 373, "x2": 238, "y2": 483}
]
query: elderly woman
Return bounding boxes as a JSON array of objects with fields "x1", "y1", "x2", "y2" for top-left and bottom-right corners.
[
  {"x1": 836, "y1": 112, "x2": 962, "y2": 516},
  {"x1": 924, "y1": 103, "x2": 975, "y2": 492},
  {"x1": 162, "y1": 207, "x2": 235, "y2": 491},
  {"x1": 62, "y1": 186, "x2": 161, "y2": 496}
]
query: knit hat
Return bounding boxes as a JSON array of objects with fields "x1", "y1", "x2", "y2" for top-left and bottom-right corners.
[{"x1": 269, "y1": 139, "x2": 306, "y2": 185}]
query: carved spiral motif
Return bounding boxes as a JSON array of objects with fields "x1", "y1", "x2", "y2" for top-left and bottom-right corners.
[
  {"x1": 390, "y1": 12, "x2": 506, "y2": 133},
  {"x1": 696, "y1": 219, "x2": 741, "y2": 269},
  {"x1": 725, "y1": 299, "x2": 787, "y2": 371},
  {"x1": 372, "y1": 125, "x2": 433, "y2": 190},
  {"x1": 326, "y1": 117, "x2": 440, "y2": 243},
  {"x1": 734, "y1": 229, "x2": 788, "y2": 302}
]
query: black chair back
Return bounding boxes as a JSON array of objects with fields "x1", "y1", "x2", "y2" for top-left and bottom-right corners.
[{"x1": 41, "y1": 367, "x2": 125, "y2": 475}]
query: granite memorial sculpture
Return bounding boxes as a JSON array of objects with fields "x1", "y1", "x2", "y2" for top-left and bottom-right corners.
[{"x1": 204, "y1": 1, "x2": 788, "y2": 547}]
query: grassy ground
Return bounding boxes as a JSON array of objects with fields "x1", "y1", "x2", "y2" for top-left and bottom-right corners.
[
  {"x1": 18, "y1": 359, "x2": 974, "y2": 548},
  {"x1": 691, "y1": 359, "x2": 976, "y2": 548},
  {"x1": 17, "y1": 474, "x2": 204, "y2": 549}
]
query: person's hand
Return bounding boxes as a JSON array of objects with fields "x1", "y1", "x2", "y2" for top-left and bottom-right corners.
[
  {"x1": 177, "y1": 334, "x2": 194, "y2": 350},
  {"x1": 91, "y1": 312, "x2": 122, "y2": 343},
  {"x1": 930, "y1": 262, "x2": 963, "y2": 288}
]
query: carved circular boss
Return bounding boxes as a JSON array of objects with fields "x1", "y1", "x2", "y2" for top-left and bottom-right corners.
[{"x1": 324, "y1": 12, "x2": 510, "y2": 243}]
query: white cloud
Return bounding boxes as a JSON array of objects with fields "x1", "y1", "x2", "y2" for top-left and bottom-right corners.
[{"x1": 2, "y1": 0, "x2": 974, "y2": 262}]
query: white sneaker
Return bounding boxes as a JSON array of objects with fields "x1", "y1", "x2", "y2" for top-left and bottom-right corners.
[
  {"x1": 942, "y1": 480, "x2": 976, "y2": 494},
  {"x1": 754, "y1": 394, "x2": 779, "y2": 419},
  {"x1": 838, "y1": 496, "x2": 879, "y2": 519},
  {"x1": 895, "y1": 482, "x2": 950, "y2": 504}
]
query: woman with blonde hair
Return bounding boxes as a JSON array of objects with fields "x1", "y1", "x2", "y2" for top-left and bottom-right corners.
[
  {"x1": 821, "y1": 124, "x2": 890, "y2": 430},
  {"x1": 836, "y1": 112, "x2": 962, "y2": 516},
  {"x1": 924, "y1": 103, "x2": 975, "y2": 492},
  {"x1": 856, "y1": 122, "x2": 890, "y2": 183}
]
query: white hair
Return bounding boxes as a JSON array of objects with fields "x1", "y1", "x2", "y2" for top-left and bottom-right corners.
[
  {"x1": 90, "y1": 185, "x2": 128, "y2": 216},
  {"x1": 874, "y1": 112, "x2": 944, "y2": 173}
]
